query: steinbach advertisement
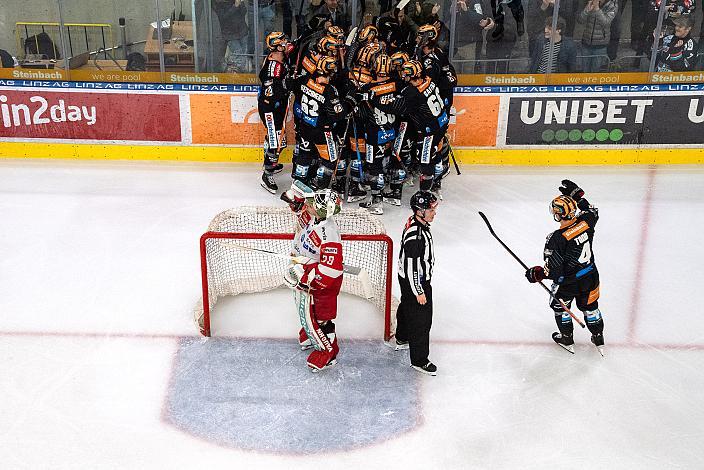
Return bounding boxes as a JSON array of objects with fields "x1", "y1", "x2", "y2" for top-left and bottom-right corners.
[
  {"x1": 0, "y1": 90, "x2": 181, "y2": 141},
  {"x1": 506, "y1": 95, "x2": 704, "y2": 145}
]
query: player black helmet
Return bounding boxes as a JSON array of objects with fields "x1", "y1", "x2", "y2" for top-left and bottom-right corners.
[{"x1": 410, "y1": 191, "x2": 438, "y2": 213}]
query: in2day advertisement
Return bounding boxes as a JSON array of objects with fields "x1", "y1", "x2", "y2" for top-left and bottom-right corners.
[{"x1": 0, "y1": 90, "x2": 181, "y2": 141}]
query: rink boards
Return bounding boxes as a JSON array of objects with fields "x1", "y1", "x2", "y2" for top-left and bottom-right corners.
[{"x1": 1, "y1": 80, "x2": 703, "y2": 165}]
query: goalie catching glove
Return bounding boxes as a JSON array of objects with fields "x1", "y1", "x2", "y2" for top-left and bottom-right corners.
[{"x1": 281, "y1": 188, "x2": 306, "y2": 212}]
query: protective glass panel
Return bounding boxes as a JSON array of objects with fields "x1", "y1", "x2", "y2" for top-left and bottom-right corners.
[{"x1": 3, "y1": 0, "x2": 62, "y2": 73}]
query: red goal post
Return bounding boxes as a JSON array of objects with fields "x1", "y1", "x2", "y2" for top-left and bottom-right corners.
[{"x1": 195, "y1": 207, "x2": 395, "y2": 341}]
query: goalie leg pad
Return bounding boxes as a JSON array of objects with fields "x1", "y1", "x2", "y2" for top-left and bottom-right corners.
[
  {"x1": 306, "y1": 322, "x2": 338, "y2": 371},
  {"x1": 299, "y1": 327, "x2": 313, "y2": 350},
  {"x1": 299, "y1": 292, "x2": 335, "y2": 353}
]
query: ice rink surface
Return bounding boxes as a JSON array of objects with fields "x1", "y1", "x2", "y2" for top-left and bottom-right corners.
[{"x1": 1, "y1": 159, "x2": 703, "y2": 469}]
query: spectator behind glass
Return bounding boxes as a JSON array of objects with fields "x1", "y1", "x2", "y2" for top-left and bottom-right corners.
[
  {"x1": 381, "y1": 4, "x2": 421, "y2": 42},
  {"x1": 195, "y1": 0, "x2": 226, "y2": 72},
  {"x1": 0, "y1": 48, "x2": 15, "y2": 68},
  {"x1": 307, "y1": 0, "x2": 351, "y2": 30},
  {"x1": 656, "y1": 15, "x2": 697, "y2": 71},
  {"x1": 577, "y1": 0, "x2": 617, "y2": 72},
  {"x1": 213, "y1": 0, "x2": 251, "y2": 72},
  {"x1": 525, "y1": 0, "x2": 575, "y2": 56},
  {"x1": 608, "y1": 0, "x2": 647, "y2": 61},
  {"x1": 530, "y1": 16, "x2": 578, "y2": 73},
  {"x1": 455, "y1": 0, "x2": 494, "y2": 73},
  {"x1": 486, "y1": 0, "x2": 518, "y2": 73}
]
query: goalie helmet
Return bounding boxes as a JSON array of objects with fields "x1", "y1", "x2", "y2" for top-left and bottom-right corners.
[
  {"x1": 312, "y1": 189, "x2": 342, "y2": 219},
  {"x1": 410, "y1": 190, "x2": 438, "y2": 213},
  {"x1": 399, "y1": 60, "x2": 422, "y2": 80},
  {"x1": 358, "y1": 24, "x2": 379, "y2": 43},
  {"x1": 551, "y1": 195, "x2": 577, "y2": 222},
  {"x1": 265, "y1": 31, "x2": 289, "y2": 51},
  {"x1": 317, "y1": 35, "x2": 341, "y2": 56},
  {"x1": 389, "y1": 51, "x2": 409, "y2": 70}
]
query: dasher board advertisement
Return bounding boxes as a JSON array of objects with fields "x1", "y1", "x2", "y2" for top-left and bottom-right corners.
[{"x1": 506, "y1": 95, "x2": 704, "y2": 145}]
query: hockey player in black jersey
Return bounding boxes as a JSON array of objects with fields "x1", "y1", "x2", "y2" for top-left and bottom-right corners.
[
  {"x1": 357, "y1": 53, "x2": 399, "y2": 214},
  {"x1": 525, "y1": 180, "x2": 605, "y2": 355},
  {"x1": 375, "y1": 60, "x2": 449, "y2": 192},
  {"x1": 291, "y1": 55, "x2": 355, "y2": 189},
  {"x1": 258, "y1": 32, "x2": 293, "y2": 193},
  {"x1": 415, "y1": 24, "x2": 457, "y2": 198}
]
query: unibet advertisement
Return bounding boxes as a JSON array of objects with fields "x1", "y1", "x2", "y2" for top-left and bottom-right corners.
[{"x1": 505, "y1": 95, "x2": 704, "y2": 145}]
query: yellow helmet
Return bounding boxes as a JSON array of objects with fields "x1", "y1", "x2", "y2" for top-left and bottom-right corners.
[
  {"x1": 265, "y1": 31, "x2": 289, "y2": 51},
  {"x1": 316, "y1": 55, "x2": 338, "y2": 75},
  {"x1": 356, "y1": 42, "x2": 382, "y2": 67},
  {"x1": 400, "y1": 60, "x2": 422, "y2": 80},
  {"x1": 389, "y1": 51, "x2": 410, "y2": 70},
  {"x1": 325, "y1": 25, "x2": 345, "y2": 42},
  {"x1": 373, "y1": 53, "x2": 391, "y2": 77},
  {"x1": 417, "y1": 24, "x2": 439, "y2": 45},
  {"x1": 359, "y1": 24, "x2": 379, "y2": 43},
  {"x1": 317, "y1": 35, "x2": 341, "y2": 56},
  {"x1": 551, "y1": 195, "x2": 577, "y2": 221}
]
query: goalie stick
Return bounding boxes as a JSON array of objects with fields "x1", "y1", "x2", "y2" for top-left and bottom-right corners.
[{"x1": 478, "y1": 211, "x2": 586, "y2": 328}]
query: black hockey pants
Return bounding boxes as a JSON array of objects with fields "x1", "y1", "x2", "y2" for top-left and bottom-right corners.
[{"x1": 395, "y1": 276, "x2": 433, "y2": 367}]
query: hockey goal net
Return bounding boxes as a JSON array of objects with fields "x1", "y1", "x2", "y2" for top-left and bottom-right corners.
[{"x1": 196, "y1": 207, "x2": 395, "y2": 340}]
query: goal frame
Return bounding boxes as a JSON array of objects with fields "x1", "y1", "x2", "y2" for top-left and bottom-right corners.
[{"x1": 199, "y1": 231, "x2": 394, "y2": 340}]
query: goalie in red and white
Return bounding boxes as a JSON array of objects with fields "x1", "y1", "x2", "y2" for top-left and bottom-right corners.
[{"x1": 282, "y1": 184, "x2": 344, "y2": 372}]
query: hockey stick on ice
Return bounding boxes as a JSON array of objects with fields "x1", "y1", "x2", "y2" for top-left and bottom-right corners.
[
  {"x1": 222, "y1": 242, "x2": 374, "y2": 298},
  {"x1": 478, "y1": 211, "x2": 586, "y2": 328}
]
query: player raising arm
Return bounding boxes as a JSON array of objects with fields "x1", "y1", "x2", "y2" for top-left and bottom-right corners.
[
  {"x1": 525, "y1": 180, "x2": 606, "y2": 355},
  {"x1": 281, "y1": 184, "x2": 344, "y2": 371}
]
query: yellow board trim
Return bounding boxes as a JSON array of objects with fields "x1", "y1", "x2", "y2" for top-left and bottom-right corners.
[{"x1": 1, "y1": 142, "x2": 703, "y2": 165}]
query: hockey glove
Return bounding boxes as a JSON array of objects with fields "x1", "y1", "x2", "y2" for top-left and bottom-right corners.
[
  {"x1": 284, "y1": 263, "x2": 308, "y2": 290},
  {"x1": 559, "y1": 180, "x2": 584, "y2": 201},
  {"x1": 525, "y1": 266, "x2": 546, "y2": 283},
  {"x1": 281, "y1": 189, "x2": 305, "y2": 212}
]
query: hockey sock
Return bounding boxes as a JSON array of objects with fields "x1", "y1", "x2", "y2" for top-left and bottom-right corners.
[
  {"x1": 554, "y1": 311, "x2": 574, "y2": 337},
  {"x1": 584, "y1": 309, "x2": 604, "y2": 335}
]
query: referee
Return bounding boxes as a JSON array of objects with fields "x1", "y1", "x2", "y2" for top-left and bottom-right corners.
[{"x1": 387, "y1": 190, "x2": 439, "y2": 376}]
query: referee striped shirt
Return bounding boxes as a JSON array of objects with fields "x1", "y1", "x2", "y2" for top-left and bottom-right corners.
[{"x1": 398, "y1": 215, "x2": 435, "y2": 296}]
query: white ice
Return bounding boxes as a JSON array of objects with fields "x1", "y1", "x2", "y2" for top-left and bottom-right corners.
[{"x1": 1, "y1": 159, "x2": 703, "y2": 469}]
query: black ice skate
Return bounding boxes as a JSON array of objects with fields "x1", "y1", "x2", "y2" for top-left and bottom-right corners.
[
  {"x1": 430, "y1": 180, "x2": 443, "y2": 201},
  {"x1": 360, "y1": 195, "x2": 383, "y2": 214},
  {"x1": 271, "y1": 163, "x2": 284, "y2": 174},
  {"x1": 591, "y1": 333, "x2": 605, "y2": 357},
  {"x1": 552, "y1": 332, "x2": 575, "y2": 354},
  {"x1": 383, "y1": 188, "x2": 402, "y2": 206},
  {"x1": 346, "y1": 184, "x2": 368, "y2": 202},
  {"x1": 260, "y1": 172, "x2": 278, "y2": 194},
  {"x1": 411, "y1": 362, "x2": 437, "y2": 376}
]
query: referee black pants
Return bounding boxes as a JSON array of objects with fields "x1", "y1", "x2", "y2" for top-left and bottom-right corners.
[{"x1": 395, "y1": 276, "x2": 433, "y2": 367}]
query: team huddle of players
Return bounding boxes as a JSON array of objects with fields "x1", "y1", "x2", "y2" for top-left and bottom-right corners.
[{"x1": 256, "y1": 17, "x2": 457, "y2": 215}]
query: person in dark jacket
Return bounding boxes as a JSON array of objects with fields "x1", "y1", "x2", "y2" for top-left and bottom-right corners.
[
  {"x1": 455, "y1": 0, "x2": 494, "y2": 72},
  {"x1": 656, "y1": 15, "x2": 698, "y2": 72},
  {"x1": 577, "y1": 0, "x2": 617, "y2": 72},
  {"x1": 213, "y1": 0, "x2": 250, "y2": 72},
  {"x1": 525, "y1": 0, "x2": 575, "y2": 56},
  {"x1": 530, "y1": 16, "x2": 578, "y2": 73}
]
